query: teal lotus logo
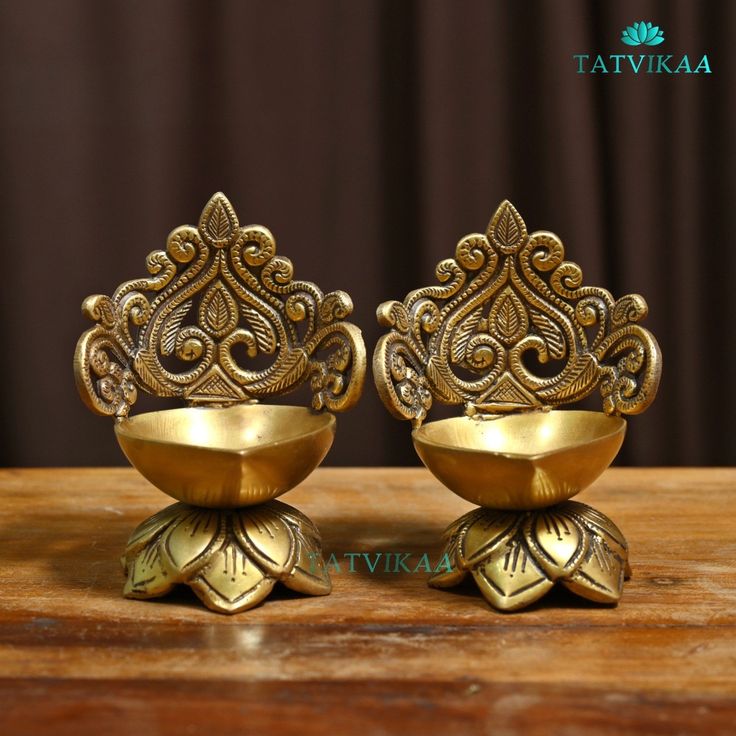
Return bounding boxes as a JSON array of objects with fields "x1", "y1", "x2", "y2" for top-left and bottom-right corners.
[
  {"x1": 621, "y1": 21, "x2": 664, "y2": 46},
  {"x1": 573, "y1": 19, "x2": 711, "y2": 74}
]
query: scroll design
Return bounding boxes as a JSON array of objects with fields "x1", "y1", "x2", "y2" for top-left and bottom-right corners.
[
  {"x1": 75, "y1": 193, "x2": 365, "y2": 416},
  {"x1": 373, "y1": 200, "x2": 661, "y2": 425}
]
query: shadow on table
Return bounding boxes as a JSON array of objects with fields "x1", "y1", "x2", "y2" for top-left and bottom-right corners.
[
  {"x1": 314, "y1": 514, "x2": 610, "y2": 612},
  {"x1": 0, "y1": 504, "x2": 139, "y2": 598}
]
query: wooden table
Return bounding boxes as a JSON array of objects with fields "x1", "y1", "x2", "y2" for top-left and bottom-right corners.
[{"x1": 0, "y1": 467, "x2": 734, "y2": 734}]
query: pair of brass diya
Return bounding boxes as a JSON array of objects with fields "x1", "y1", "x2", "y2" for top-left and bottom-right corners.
[{"x1": 74, "y1": 194, "x2": 661, "y2": 614}]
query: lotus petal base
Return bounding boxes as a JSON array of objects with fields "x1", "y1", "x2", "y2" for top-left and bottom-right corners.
[
  {"x1": 429, "y1": 501, "x2": 630, "y2": 611},
  {"x1": 122, "y1": 499, "x2": 331, "y2": 614}
]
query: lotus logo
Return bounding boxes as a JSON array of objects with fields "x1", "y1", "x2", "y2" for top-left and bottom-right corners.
[
  {"x1": 621, "y1": 21, "x2": 664, "y2": 46},
  {"x1": 573, "y1": 19, "x2": 711, "y2": 74}
]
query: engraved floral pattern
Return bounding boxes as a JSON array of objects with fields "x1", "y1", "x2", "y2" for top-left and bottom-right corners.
[
  {"x1": 75, "y1": 193, "x2": 365, "y2": 416},
  {"x1": 373, "y1": 201, "x2": 662, "y2": 425},
  {"x1": 123, "y1": 500, "x2": 331, "y2": 613},
  {"x1": 429, "y1": 501, "x2": 630, "y2": 610}
]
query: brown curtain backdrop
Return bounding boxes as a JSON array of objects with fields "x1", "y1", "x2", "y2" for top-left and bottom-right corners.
[{"x1": 0, "y1": 0, "x2": 733, "y2": 467}]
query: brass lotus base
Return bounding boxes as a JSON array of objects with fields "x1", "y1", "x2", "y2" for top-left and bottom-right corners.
[
  {"x1": 429, "y1": 501, "x2": 630, "y2": 611},
  {"x1": 122, "y1": 499, "x2": 331, "y2": 614}
]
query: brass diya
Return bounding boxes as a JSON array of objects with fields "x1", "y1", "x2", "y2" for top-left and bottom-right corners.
[
  {"x1": 373, "y1": 201, "x2": 661, "y2": 611},
  {"x1": 74, "y1": 193, "x2": 366, "y2": 613}
]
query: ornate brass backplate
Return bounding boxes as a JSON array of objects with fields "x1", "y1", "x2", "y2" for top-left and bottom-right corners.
[
  {"x1": 373, "y1": 201, "x2": 661, "y2": 611},
  {"x1": 75, "y1": 192, "x2": 365, "y2": 417},
  {"x1": 373, "y1": 200, "x2": 661, "y2": 425}
]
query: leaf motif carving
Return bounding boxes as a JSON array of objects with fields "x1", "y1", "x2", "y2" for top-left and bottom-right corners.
[
  {"x1": 247, "y1": 350, "x2": 309, "y2": 394},
  {"x1": 199, "y1": 282, "x2": 237, "y2": 338},
  {"x1": 426, "y1": 356, "x2": 460, "y2": 403},
  {"x1": 530, "y1": 309, "x2": 566, "y2": 360},
  {"x1": 450, "y1": 308, "x2": 483, "y2": 364},
  {"x1": 538, "y1": 354, "x2": 598, "y2": 402},
  {"x1": 241, "y1": 304, "x2": 277, "y2": 354},
  {"x1": 160, "y1": 301, "x2": 192, "y2": 356},
  {"x1": 208, "y1": 201, "x2": 231, "y2": 240},
  {"x1": 133, "y1": 352, "x2": 176, "y2": 396},
  {"x1": 490, "y1": 288, "x2": 527, "y2": 345},
  {"x1": 497, "y1": 208, "x2": 519, "y2": 247},
  {"x1": 488, "y1": 201, "x2": 527, "y2": 253},
  {"x1": 198, "y1": 193, "x2": 239, "y2": 247},
  {"x1": 497, "y1": 297, "x2": 519, "y2": 337},
  {"x1": 208, "y1": 292, "x2": 229, "y2": 331}
]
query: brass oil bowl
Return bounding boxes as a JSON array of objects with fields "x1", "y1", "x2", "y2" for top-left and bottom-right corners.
[
  {"x1": 412, "y1": 410, "x2": 625, "y2": 510},
  {"x1": 115, "y1": 404, "x2": 335, "y2": 509}
]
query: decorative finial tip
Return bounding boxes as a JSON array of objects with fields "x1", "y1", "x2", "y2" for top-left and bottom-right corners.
[{"x1": 198, "y1": 192, "x2": 240, "y2": 248}]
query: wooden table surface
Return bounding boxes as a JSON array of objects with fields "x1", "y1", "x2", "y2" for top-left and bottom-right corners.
[{"x1": 0, "y1": 467, "x2": 734, "y2": 735}]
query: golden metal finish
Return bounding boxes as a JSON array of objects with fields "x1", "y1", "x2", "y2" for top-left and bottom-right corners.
[
  {"x1": 373, "y1": 200, "x2": 660, "y2": 424},
  {"x1": 123, "y1": 500, "x2": 330, "y2": 614},
  {"x1": 74, "y1": 193, "x2": 366, "y2": 613},
  {"x1": 373, "y1": 200, "x2": 661, "y2": 610},
  {"x1": 413, "y1": 410, "x2": 625, "y2": 510},
  {"x1": 115, "y1": 405, "x2": 335, "y2": 508},
  {"x1": 75, "y1": 192, "x2": 365, "y2": 415},
  {"x1": 429, "y1": 502, "x2": 630, "y2": 611}
]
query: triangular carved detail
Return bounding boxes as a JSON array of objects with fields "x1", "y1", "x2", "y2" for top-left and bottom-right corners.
[
  {"x1": 475, "y1": 372, "x2": 541, "y2": 413},
  {"x1": 185, "y1": 366, "x2": 247, "y2": 404}
]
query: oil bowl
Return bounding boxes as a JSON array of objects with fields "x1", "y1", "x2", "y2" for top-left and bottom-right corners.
[
  {"x1": 115, "y1": 404, "x2": 335, "y2": 508},
  {"x1": 413, "y1": 410, "x2": 626, "y2": 510}
]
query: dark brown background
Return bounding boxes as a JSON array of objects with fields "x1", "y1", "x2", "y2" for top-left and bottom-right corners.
[{"x1": 0, "y1": 0, "x2": 733, "y2": 467}]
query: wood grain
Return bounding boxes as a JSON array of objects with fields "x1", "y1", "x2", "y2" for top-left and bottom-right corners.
[{"x1": 0, "y1": 467, "x2": 735, "y2": 734}]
